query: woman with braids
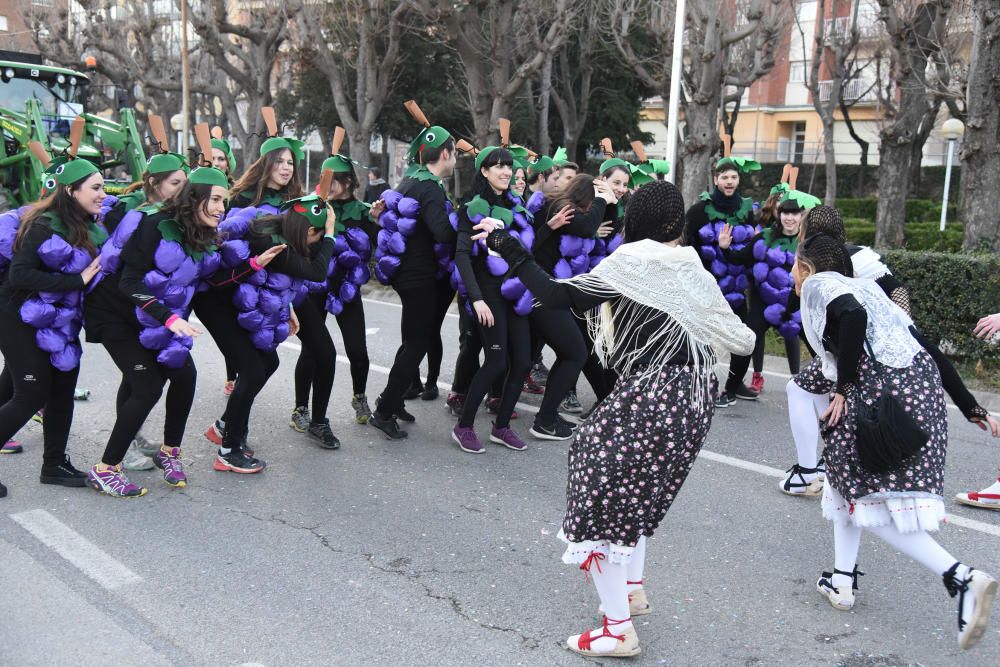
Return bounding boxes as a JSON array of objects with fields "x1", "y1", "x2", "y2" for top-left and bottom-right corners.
[
  {"x1": 291, "y1": 140, "x2": 377, "y2": 438},
  {"x1": 794, "y1": 233, "x2": 997, "y2": 650},
  {"x1": 476, "y1": 180, "x2": 754, "y2": 658},
  {"x1": 0, "y1": 158, "x2": 106, "y2": 492},
  {"x1": 83, "y1": 165, "x2": 283, "y2": 496},
  {"x1": 450, "y1": 145, "x2": 531, "y2": 454},
  {"x1": 780, "y1": 205, "x2": 999, "y2": 497}
]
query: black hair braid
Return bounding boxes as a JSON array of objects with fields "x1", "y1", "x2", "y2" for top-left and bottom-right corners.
[
  {"x1": 623, "y1": 180, "x2": 685, "y2": 243},
  {"x1": 798, "y1": 233, "x2": 852, "y2": 277},
  {"x1": 803, "y1": 205, "x2": 847, "y2": 243}
]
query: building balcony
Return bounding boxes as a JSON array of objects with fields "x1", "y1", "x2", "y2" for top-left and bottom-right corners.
[
  {"x1": 823, "y1": 15, "x2": 883, "y2": 43},
  {"x1": 818, "y1": 77, "x2": 879, "y2": 104}
]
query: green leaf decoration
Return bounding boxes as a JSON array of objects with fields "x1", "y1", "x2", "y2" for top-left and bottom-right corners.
[
  {"x1": 647, "y1": 159, "x2": 671, "y2": 175},
  {"x1": 782, "y1": 189, "x2": 822, "y2": 209},
  {"x1": 769, "y1": 182, "x2": 791, "y2": 197},
  {"x1": 465, "y1": 195, "x2": 491, "y2": 219},
  {"x1": 552, "y1": 146, "x2": 568, "y2": 165},
  {"x1": 491, "y1": 207, "x2": 514, "y2": 226}
]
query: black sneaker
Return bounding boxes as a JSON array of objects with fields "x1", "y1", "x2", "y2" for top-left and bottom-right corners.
[
  {"x1": 308, "y1": 419, "x2": 341, "y2": 450},
  {"x1": 40, "y1": 456, "x2": 88, "y2": 487},
  {"x1": 370, "y1": 412, "x2": 408, "y2": 440},
  {"x1": 714, "y1": 391, "x2": 734, "y2": 408},
  {"x1": 402, "y1": 381, "x2": 422, "y2": 401},
  {"x1": 420, "y1": 384, "x2": 439, "y2": 401},
  {"x1": 394, "y1": 405, "x2": 416, "y2": 423},
  {"x1": 556, "y1": 414, "x2": 580, "y2": 430},
  {"x1": 529, "y1": 419, "x2": 575, "y2": 441},
  {"x1": 0, "y1": 479, "x2": 7, "y2": 498},
  {"x1": 730, "y1": 383, "x2": 759, "y2": 401},
  {"x1": 213, "y1": 448, "x2": 266, "y2": 474}
]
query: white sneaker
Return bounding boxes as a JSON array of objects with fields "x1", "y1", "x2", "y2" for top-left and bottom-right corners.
[
  {"x1": 133, "y1": 433, "x2": 158, "y2": 457},
  {"x1": 122, "y1": 442, "x2": 155, "y2": 471},
  {"x1": 947, "y1": 565, "x2": 998, "y2": 650}
]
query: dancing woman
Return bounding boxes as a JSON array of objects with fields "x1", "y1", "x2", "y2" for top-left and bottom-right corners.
[
  {"x1": 480, "y1": 180, "x2": 754, "y2": 657},
  {"x1": 794, "y1": 234, "x2": 996, "y2": 650}
]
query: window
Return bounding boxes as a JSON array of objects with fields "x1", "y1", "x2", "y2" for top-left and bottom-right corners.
[
  {"x1": 792, "y1": 122, "x2": 807, "y2": 163},
  {"x1": 0, "y1": 16, "x2": 7, "y2": 31},
  {"x1": 789, "y1": 61, "x2": 809, "y2": 83},
  {"x1": 797, "y1": 0, "x2": 818, "y2": 22}
]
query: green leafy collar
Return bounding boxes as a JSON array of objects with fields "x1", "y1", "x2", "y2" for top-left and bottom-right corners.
[
  {"x1": 762, "y1": 227, "x2": 798, "y2": 252},
  {"x1": 699, "y1": 191, "x2": 754, "y2": 225},
  {"x1": 44, "y1": 212, "x2": 109, "y2": 249},
  {"x1": 156, "y1": 217, "x2": 217, "y2": 261}
]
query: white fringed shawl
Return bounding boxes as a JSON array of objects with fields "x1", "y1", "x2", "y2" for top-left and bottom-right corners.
[{"x1": 559, "y1": 240, "x2": 755, "y2": 405}]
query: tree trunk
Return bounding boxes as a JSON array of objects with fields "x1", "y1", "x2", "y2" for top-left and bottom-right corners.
[
  {"x1": 535, "y1": 54, "x2": 553, "y2": 155},
  {"x1": 961, "y1": 1, "x2": 1000, "y2": 251},
  {"x1": 840, "y1": 98, "x2": 869, "y2": 196},
  {"x1": 821, "y1": 120, "x2": 837, "y2": 204},
  {"x1": 680, "y1": 98, "x2": 719, "y2": 210}
]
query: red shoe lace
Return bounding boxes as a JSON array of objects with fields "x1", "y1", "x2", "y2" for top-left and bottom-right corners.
[{"x1": 577, "y1": 616, "x2": 632, "y2": 651}]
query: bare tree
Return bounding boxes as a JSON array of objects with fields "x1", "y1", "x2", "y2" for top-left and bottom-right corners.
[
  {"x1": 960, "y1": 0, "x2": 1000, "y2": 250},
  {"x1": 610, "y1": 0, "x2": 787, "y2": 207},
  {"x1": 186, "y1": 0, "x2": 297, "y2": 163},
  {"x1": 294, "y1": 1, "x2": 412, "y2": 179},
  {"x1": 406, "y1": 0, "x2": 578, "y2": 147},
  {"x1": 549, "y1": 10, "x2": 601, "y2": 160}
]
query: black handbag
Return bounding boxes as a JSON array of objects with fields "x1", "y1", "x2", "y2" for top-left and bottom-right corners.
[{"x1": 855, "y1": 341, "x2": 929, "y2": 474}]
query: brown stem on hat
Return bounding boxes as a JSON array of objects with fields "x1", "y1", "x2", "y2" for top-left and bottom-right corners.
[
  {"x1": 261, "y1": 107, "x2": 278, "y2": 137},
  {"x1": 498, "y1": 118, "x2": 510, "y2": 148},
  {"x1": 211, "y1": 126, "x2": 224, "y2": 140},
  {"x1": 526, "y1": 148, "x2": 538, "y2": 160},
  {"x1": 780, "y1": 163, "x2": 792, "y2": 185},
  {"x1": 404, "y1": 100, "x2": 430, "y2": 128},
  {"x1": 194, "y1": 123, "x2": 214, "y2": 167},
  {"x1": 599, "y1": 138, "x2": 613, "y2": 159},
  {"x1": 455, "y1": 139, "x2": 478, "y2": 156},
  {"x1": 318, "y1": 168, "x2": 334, "y2": 200},
  {"x1": 28, "y1": 140, "x2": 51, "y2": 167},
  {"x1": 148, "y1": 114, "x2": 169, "y2": 154},
  {"x1": 630, "y1": 141, "x2": 648, "y2": 163},
  {"x1": 68, "y1": 117, "x2": 85, "y2": 158},
  {"x1": 331, "y1": 127, "x2": 346, "y2": 156},
  {"x1": 722, "y1": 134, "x2": 732, "y2": 158},
  {"x1": 789, "y1": 166, "x2": 800, "y2": 190}
]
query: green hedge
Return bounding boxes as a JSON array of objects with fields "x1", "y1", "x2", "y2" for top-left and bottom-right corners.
[
  {"x1": 843, "y1": 219, "x2": 963, "y2": 252},
  {"x1": 881, "y1": 250, "x2": 1000, "y2": 363},
  {"x1": 835, "y1": 198, "x2": 959, "y2": 223}
]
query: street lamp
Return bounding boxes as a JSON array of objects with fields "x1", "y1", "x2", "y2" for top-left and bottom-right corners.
[
  {"x1": 170, "y1": 113, "x2": 184, "y2": 154},
  {"x1": 939, "y1": 117, "x2": 964, "y2": 232}
]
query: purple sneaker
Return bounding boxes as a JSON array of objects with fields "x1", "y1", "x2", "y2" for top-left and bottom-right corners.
[
  {"x1": 153, "y1": 446, "x2": 187, "y2": 487},
  {"x1": 452, "y1": 425, "x2": 484, "y2": 454},
  {"x1": 489, "y1": 424, "x2": 527, "y2": 451},
  {"x1": 87, "y1": 464, "x2": 147, "y2": 498},
  {"x1": 1, "y1": 439, "x2": 22, "y2": 454}
]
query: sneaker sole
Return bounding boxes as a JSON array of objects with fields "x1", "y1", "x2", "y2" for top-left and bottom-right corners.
[
  {"x1": 308, "y1": 434, "x2": 341, "y2": 450},
  {"x1": 0, "y1": 448, "x2": 23, "y2": 454},
  {"x1": 960, "y1": 574, "x2": 998, "y2": 650},
  {"x1": 452, "y1": 431, "x2": 484, "y2": 454},
  {"x1": 488, "y1": 434, "x2": 527, "y2": 451},
  {"x1": 816, "y1": 582, "x2": 854, "y2": 611},
  {"x1": 560, "y1": 405, "x2": 583, "y2": 414},
  {"x1": 39, "y1": 475, "x2": 88, "y2": 488},
  {"x1": 204, "y1": 426, "x2": 223, "y2": 445},
  {"x1": 88, "y1": 479, "x2": 148, "y2": 498},
  {"x1": 355, "y1": 415, "x2": 371, "y2": 424},
  {"x1": 529, "y1": 427, "x2": 573, "y2": 441},
  {"x1": 289, "y1": 420, "x2": 307, "y2": 433},
  {"x1": 780, "y1": 479, "x2": 824, "y2": 497},
  {"x1": 369, "y1": 422, "x2": 408, "y2": 440},
  {"x1": 212, "y1": 459, "x2": 266, "y2": 474},
  {"x1": 734, "y1": 394, "x2": 759, "y2": 401}
]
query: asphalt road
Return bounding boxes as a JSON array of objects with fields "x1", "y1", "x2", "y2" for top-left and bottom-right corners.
[{"x1": 2, "y1": 294, "x2": 1000, "y2": 666}]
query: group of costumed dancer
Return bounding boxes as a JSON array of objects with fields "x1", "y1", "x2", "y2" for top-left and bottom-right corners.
[{"x1": 0, "y1": 98, "x2": 999, "y2": 656}]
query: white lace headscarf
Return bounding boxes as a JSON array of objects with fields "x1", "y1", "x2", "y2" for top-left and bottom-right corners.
[
  {"x1": 800, "y1": 272, "x2": 921, "y2": 382},
  {"x1": 562, "y1": 240, "x2": 755, "y2": 405}
]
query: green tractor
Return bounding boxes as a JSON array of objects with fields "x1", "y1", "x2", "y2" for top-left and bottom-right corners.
[{"x1": 0, "y1": 57, "x2": 147, "y2": 209}]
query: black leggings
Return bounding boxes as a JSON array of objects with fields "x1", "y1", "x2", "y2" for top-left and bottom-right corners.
[
  {"x1": 458, "y1": 299, "x2": 531, "y2": 428},
  {"x1": 747, "y1": 296, "x2": 802, "y2": 375},
  {"x1": 403, "y1": 277, "x2": 454, "y2": 387},
  {"x1": 725, "y1": 299, "x2": 753, "y2": 392},
  {"x1": 101, "y1": 336, "x2": 197, "y2": 465},
  {"x1": 378, "y1": 283, "x2": 448, "y2": 417},
  {"x1": 0, "y1": 311, "x2": 78, "y2": 465},
  {"x1": 572, "y1": 313, "x2": 615, "y2": 403},
  {"x1": 529, "y1": 305, "x2": 587, "y2": 425},
  {"x1": 451, "y1": 300, "x2": 503, "y2": 399},
  {"x1": 195, "y1": 294, "x2": 279, "y2": 447},
  {"x1": 293, "y1": 293, "x2": 370, "y2": 416}
]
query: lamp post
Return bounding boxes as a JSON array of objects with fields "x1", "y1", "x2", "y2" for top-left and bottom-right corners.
[
  {"x1": 664, "y1": 0, "x2": 685, "y2": 184},
  {"x1": 939, "y1": 117, "x2": 964, "y2": 232}
]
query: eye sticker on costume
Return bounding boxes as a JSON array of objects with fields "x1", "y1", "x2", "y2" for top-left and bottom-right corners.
[
  {"x1": 424, "y1": 131, "x2": 435, "y2": 144},
  {"x1": 54, "y1": 165, "x2": 65, "y2": 175},
  {"x1": 44, "y1": 177, "x2": 57, "y2": 190},
  {"x1": 310, "y1": 203, "x2": 324, "y2": 216}
]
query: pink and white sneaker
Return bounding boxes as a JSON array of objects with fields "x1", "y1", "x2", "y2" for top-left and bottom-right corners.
[{"x1": 1, "y1": 440, "x2": 22, "y2": 454}]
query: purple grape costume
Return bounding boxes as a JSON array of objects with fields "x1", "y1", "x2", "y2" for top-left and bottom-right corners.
[
  {"x1": 12, "y1": 213, "x2": 108, "y2": 371},
  {"x1": 374, "y1": 188, "x2": 422, "y2": 285},
  {"x1": 99, "y1": 211, "x2": 223, "y2": 368},
  {"x1": 694, "y1": 192, "x2": 756, "y2": 309},
  {"x1": 750, "y1": 229, "x2": 800, "y2": 340},
  {"x1": 316, "y1": 198, "x2": 372, "y2": 316}
]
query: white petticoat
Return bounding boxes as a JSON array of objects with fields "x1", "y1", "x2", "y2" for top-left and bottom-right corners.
[
  {"x1": 822, "y1": 483, "x2": 946, "y2": 533},
  {"x1": 558, "y1": 528, "x2": 637, "y2": 566}
]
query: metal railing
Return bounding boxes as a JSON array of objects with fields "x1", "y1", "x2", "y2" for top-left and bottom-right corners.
[{"x1": 818, "y1": 77, "x2": 879, "y2": 103}]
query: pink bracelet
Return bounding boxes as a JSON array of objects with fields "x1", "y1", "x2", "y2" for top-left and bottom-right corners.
[
  {"x1": 165, "y1": 314, "x2": 179, "y2": 328},
  {"x1": 250, "y1": 257, "x2": 263, "y2": 271}
]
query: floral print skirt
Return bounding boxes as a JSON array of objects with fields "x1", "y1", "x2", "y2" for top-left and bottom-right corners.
[
  {"x1": 819, "y1": 350, "x2": 948, "y2": 532},
  {"x1": 560, "y1": 365, "x2": 715, "y2": 564},
  {"x1": 793, "y1": 356, "x2": 834, "y2": 394}
]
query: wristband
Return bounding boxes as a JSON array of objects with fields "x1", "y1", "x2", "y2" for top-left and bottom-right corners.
[
  {"x1": 165, "y1": 314, "x2": 179, "y2": 328},
  {"x1": 250, "y1": 257, "x2": 263, "y2": 271}
]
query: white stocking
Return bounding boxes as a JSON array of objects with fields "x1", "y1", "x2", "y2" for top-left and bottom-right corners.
[
  {"x1": 832, "y1": 522, "x2": 862, "y2": 591},
  {"x1": 626, "y1": 537, "x2": 646, "y2": 592},
  {"x1": 787, "y1": 380, "x2": 828, "y2": 472},
  {"x1": 867, "y1": 525, "x2": 959, "y2": 576},
  {"x1": 572, "y1": 553, "x2": 632, "y2": 652}
]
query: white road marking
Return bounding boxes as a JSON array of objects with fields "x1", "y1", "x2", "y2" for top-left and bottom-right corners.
[
  {"x1": 365, "y1": 328, "x2": 380, "y2": 336},
  {"x1": 11, "y1": 509, "x2": 142, "y2": 590}
]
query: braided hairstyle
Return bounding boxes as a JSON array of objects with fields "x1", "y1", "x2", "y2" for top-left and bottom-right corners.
[
  {"x1": 796, "y1": 233, "x2": 852, "y2": 278},
  {"x1": 801, "y1": 205, "x2": 847, "y2": 243},
  {"x1": 623, "y1": 180, "x2": 685, "y2": 243}
]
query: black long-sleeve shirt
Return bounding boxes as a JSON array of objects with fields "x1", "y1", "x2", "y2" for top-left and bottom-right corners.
[
  {"x1": 0, "y1": 217, "x2": 87, "y2": 316},
  {"x1": 246, "y1": 233, "x2": 334, "y2": 283},
  {"x1": 454, "y1": 189, "x2": 510, "y2": 304},
  {"x1": 392, "y1": 176, "x2": 457, "y2": 289},
  {"x1": 102, "y1": 191, "x2": 146, "y2": 235},
  {"x1": 531, "y1": 198, "x2": 611, "y2": 275}
]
